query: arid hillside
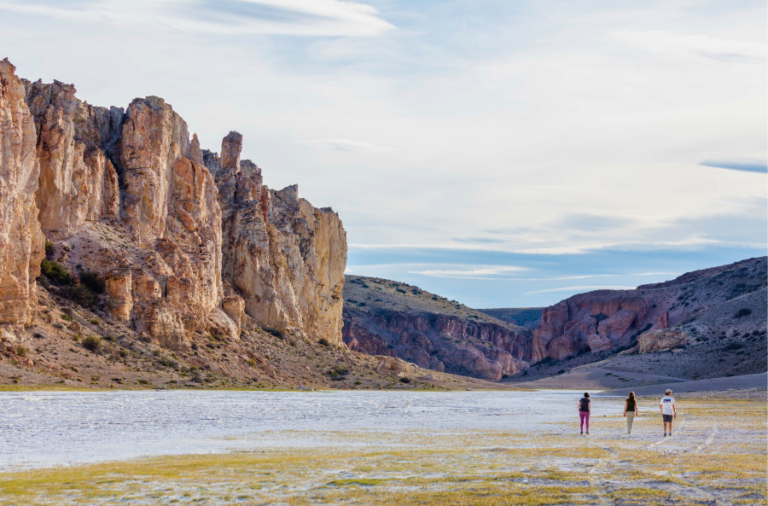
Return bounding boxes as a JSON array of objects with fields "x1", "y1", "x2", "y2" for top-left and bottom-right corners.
[
  {"x1": 344, "y1": 258, "x2": 767, "y2": 382},
  {"x1": 478, "y1": 308, "x2": 543, "y2": 329},
  {"x1": 343, "y1": 276, "x2": 532, "y2": 380},
  {"x1": 532, "y1": 256, "x2": 767, "y2": 363}
]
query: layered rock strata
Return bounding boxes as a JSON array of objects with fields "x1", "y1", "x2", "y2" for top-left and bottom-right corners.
[{"x1": 0, "y1": 58, "x2": 347, "y2": 350}]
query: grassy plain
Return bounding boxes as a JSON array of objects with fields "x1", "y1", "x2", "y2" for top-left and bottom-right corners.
[{"x1": 0, "y1": 396, "x2": 765, "y2": 505}]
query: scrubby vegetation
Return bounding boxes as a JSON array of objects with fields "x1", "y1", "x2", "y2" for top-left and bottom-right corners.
[
  {"x1": 78, "y1": 271, "x2": 105, "y2": 294},
  {"x1": 40, "y1": 259, "x2": 71, "y2": 285},
  {"x1": 81, "y1": 336, "x2": 101, "y2": 352}
]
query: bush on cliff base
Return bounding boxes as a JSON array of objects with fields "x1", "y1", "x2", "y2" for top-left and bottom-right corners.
[
  {"x1": 79, "y1": 271, "x2": 105, "y2": 294},
  {"x1": 40, "y1": 259, "x2": 71, "y2": 285}
]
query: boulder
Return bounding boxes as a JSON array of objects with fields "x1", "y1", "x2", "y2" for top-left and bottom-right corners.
[
  {"x1": 637, "y1": 329, "x2": 688, "y2": 354},
  {"x1": 375, "y1": 355, "x2": 412, "y2": 376}
]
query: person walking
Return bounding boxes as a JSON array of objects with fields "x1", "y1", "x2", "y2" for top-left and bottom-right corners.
[
  {"x1": 660, "y1": 389, "x2": 676, "y2": 436},
  {"x1": 578, "y1": 392, "x2": 591, "y2": 435},
  {"x1": 624, "y1": 391, "x2": 639, "y2": 434}
]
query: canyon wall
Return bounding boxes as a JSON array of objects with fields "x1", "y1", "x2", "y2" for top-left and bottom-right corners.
[
  {"x1": 204, "y1": 134, "x2": 347, "y2": 345},
  {"x1": 0, "y1": 58, "x2": 346, "y2": 349},
  {"x1": 531, "y1": 257, "x2": 767, "y2": 361},
  {"x1": 0, "y1": 60, "x2": 45, "y2": 340},
  {"x1": 343, "y1": 258, "x2": 767, "y2": 380},
  {"x1": 342, "y1": 276, "x2": 530, "y2": 380}
]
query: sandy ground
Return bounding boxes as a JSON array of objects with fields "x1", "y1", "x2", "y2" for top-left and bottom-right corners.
[
  {"x1": 0, "y1": 394, "x2": 765, "y2": 505},
  {"x1": 514, "y1": 364, "x2": 768, "y2": 395},
  {"x1": 600, "y1": 372, "x2": 767, "y2": 396},
  {"x1": 514, "y1": 365, "x2": 687, "y2": 390}
]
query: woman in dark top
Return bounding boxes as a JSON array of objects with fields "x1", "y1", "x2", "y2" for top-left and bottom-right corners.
[
  {"x1": 578, "y1": 392, "x2": 591, "y2": 435},
  {"x1": 624, "y1": 391, "x2": 639, "y2": 434}
]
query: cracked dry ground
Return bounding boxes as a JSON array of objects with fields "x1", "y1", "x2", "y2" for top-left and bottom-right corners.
[{"x1": 1, "y1": 396, "x2": 765, "y2": 505}]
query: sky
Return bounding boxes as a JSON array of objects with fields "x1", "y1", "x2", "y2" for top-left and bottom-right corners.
[{"x1": 1, "y1": 0, "x2": 765, "y2": 308}]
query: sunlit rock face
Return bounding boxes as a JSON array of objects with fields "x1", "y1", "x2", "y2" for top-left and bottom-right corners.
[
  {"x1": 205, "y1": 133, "x2": 347, "y2": 346},
  {"x1": 24, "y1": 78, "x2": 122, "y2": 238},
  {"x1": 0, "y1": 59, "x2": 45, "y2": 340},
  {"x1": 0, "y1": 58, "x2": 347, "y2": 349}
]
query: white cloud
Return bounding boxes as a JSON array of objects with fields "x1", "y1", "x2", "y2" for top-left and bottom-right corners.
[
  {"x1": 1, "y1": 0, "x2": 763, "y2": 302},
  {"x1": 408, "y1": 265, "x2": 527, "y2": 279},
  {"x1": 301, "y1": 138, "x2": 392, "y2": 152},
  {"x1": 0, "y1": 0, "x2": 395, "y2": 36},
  {"x1": 614, "y1": 30, "x2": 766, "y2": 62}
]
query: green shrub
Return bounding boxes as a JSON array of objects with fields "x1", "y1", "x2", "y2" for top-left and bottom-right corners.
[
  {"x1": 79, "y1": 271, "x2": 105, "y2": 294},
  {"x1": 158, "y1": 357, "x2": 178, "y2": 368},
  {"x1": 44, "y1": 240, "x2": 55, "y2": 258},
  {"x1": 15, "y1": 345, "x2": 27, "y2": 358},
  {"x1": 734, "y1": 308, "x2": 752, "y2": 319},
  {"x1": 263, "y1": 327, "x2": 285, "y2": 339},
  {"x1": 82, "y1": 335, "x2": 101, "y2": 352},
  {"x1": 61, "y1": 285, "x2": 97, "y2": 308},
  {"x1": 40, "y1": 259, "x2": 71, "y2": 285},
  {"x1": 332, "y1": 365, "x2": 349, "y2": 376}
]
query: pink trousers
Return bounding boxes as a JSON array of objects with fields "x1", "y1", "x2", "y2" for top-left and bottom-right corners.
[{"x1": 579, "y1": 411, "x2": 590, "y2": 432}]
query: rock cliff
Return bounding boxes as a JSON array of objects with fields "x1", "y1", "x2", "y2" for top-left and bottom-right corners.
[
  {"x1": 531, "y1": 257, "x2": 767, "y2": 361},
  {"x1": 0, "y1": 60, "x2": 45, "y2": 340},
  {"x1": 342, "y1": 276, "x2": 530, "y2": 380},
  {"x1": 0, "y1": 58, "x2": 346, "y2": 351},
  {"x1": 344, "y1": 258, "x2": 767, "y2": 381},
  {"x1": 204, "y1": 135, "x2": 346, "y2": 345}
]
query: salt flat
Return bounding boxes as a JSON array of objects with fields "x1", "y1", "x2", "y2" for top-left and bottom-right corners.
[{"x1": 0, "y1": 391, "x2": 765, "y2": 505}]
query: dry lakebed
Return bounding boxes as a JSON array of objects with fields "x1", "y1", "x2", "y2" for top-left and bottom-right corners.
[{"x1": 0, "y1": 389, "x2": 765, "y2": 505}]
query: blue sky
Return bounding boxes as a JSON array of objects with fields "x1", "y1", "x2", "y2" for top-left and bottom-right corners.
[{"x1": 1, "y1": 0, "x2": 765, "y2": 308}]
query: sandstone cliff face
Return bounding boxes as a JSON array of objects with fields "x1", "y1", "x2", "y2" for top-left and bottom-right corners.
[
  {"x1": 0, "y1": 59, "x2": 45, "y2": 339},
  {"x1": 24, "y1": 79, "x2": 122, "y2": 238},
  {"x1": 531, "y1": 257, "x2": 767, "y2": 362},
  {"x1": 531, "y1": 294, "x2": 653, "y2": 362},
  {"x1": 0, "y1": 59, "x2": 347, "y2": 351},
  {"x1": 205, "y1": 135, "x2": 347, "y2": 345},
  {"x1": 342, "y1": 277, "x2": 530, "y2": 380}
]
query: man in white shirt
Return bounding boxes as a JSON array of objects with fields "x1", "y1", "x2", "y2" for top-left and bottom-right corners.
[{"x1": 659, "y1": 389, "x2": 676, "y2": 437}]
